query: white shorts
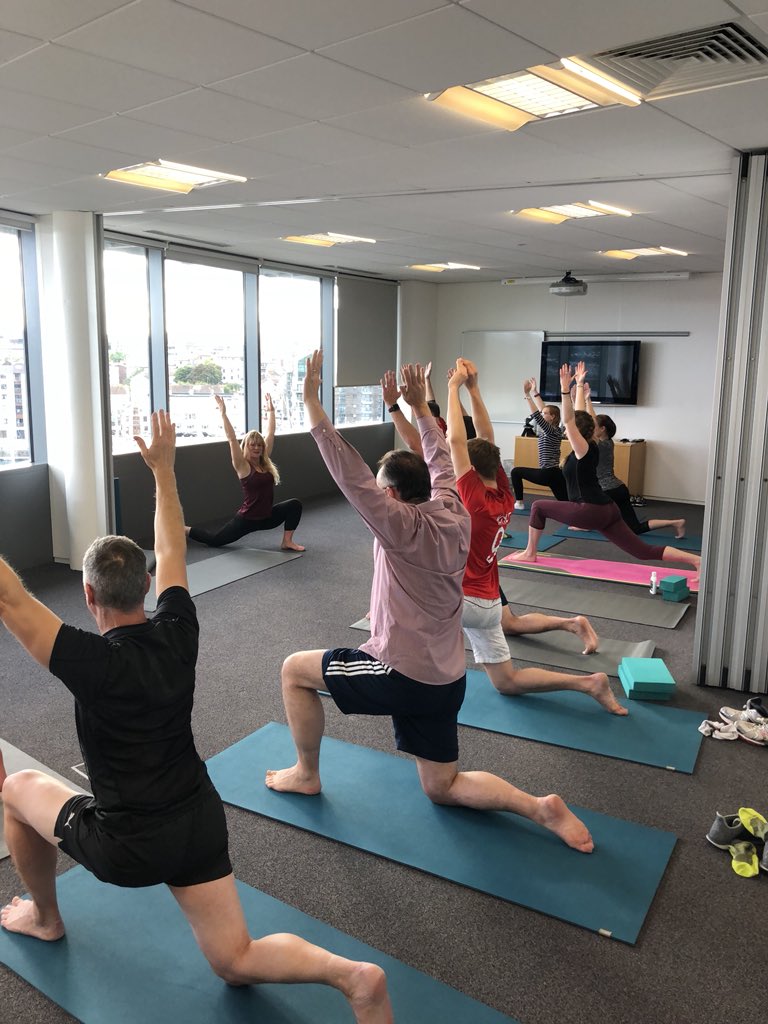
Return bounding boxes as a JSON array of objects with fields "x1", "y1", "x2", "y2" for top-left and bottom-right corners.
[{"x1": 462, "y1": 596, "x2": 510, "y2": 665}]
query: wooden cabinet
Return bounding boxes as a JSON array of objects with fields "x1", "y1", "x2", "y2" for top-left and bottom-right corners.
[{"x1": 512, "y1": 436, "x2": 646, "y2": 495}]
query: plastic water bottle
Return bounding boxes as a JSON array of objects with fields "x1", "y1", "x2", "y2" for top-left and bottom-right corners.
[{"x1": 649, "y1": 571, "x2": 658, "y2": 595}]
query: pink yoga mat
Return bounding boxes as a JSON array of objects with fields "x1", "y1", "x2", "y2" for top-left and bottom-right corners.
[{"x1": 498, "y1": 552, "x2": 699, "y2": 593}]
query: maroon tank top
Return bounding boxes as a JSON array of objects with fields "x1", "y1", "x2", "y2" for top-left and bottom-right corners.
[{"x1": 237, "y1": 469, "x2": 274, "y2": 519}]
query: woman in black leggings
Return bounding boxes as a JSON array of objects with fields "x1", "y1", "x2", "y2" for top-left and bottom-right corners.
[
  {"x1": 510, "y1": 363, "x2": 700, "y2": 572},
  {"x1": 510, "y1": 377, "x2": 567, "y2": 507},
  {"x1": 186, "y1": 394, "x2": 304, "y2": 551}
]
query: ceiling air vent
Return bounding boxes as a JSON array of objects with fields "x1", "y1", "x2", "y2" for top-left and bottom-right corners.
[{"x1": 584, "y1": 21, "x2": 768, "y2": 100}]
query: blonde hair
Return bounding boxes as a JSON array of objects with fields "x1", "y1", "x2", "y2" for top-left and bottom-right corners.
[{"x1": 240, "y1": 430, "x2": 280, "y2": 484}]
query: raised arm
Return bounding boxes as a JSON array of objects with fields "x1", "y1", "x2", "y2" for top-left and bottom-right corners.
[
  {"x1": 524, "y1": 377, "x2": 545, "y2": 414},
  {"x1": 0, "y1": 558, "x2": 63, "y2": 669},
  {"x1": 262, "y1": 392, "x2": 276, "y2": 458},
  {"x1": 134, "y1": 410, "x2": 188, "y2": 595},
  {"x1": 215, "y1": 394, "x2": 250, "y2": 479},
  {"x1": 463, "y1": 359, "x2": 493, "y2": 443},
  {"x1": 583, "y1": 380, "x2": 597, "y2": 423},
  {"x1": 446, "y1": 359, "x2": 471, "y2": 480},
  {"x1": 381, "y1": 369, "x2": 423, "y2": 457},
  {"x1": 573, "y1": 361, "x2": 588, "y2": 412},
  {"x1": 446, "y1": 367, "x2": 471, "y2": 419},
  {"x1": 559, "y1": 364, "x2": 588, "y2": 458},
  {"x1": 424, "y1": 360, "x2": 437, "y2": 403}
]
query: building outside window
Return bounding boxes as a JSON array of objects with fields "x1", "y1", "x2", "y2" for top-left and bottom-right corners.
[
  {"x1": 258, "y1": 269, "x2": 321, "y2": 434},
  {"x1": 0, "y1": 227, "x2": 31, "y2": 467},
  {"x1": 165, "y1": 259, "x2": 245, "y2": 444},
  {"x1": 334, "y1": 384, "x2": 383, "y2": 426},
  {"x1": 103, "y1": 242, "x2": 153, "y2": 454}
]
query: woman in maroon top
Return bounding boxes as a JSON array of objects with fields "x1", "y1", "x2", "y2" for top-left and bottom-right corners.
[{"x1": 186, "y1": 394, "x2": 304, "y2": 550}]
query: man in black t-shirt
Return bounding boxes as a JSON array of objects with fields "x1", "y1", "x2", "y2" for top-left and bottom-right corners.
[{"x1": 0, "y1": 410, "x2": 391, "y2": 1023}]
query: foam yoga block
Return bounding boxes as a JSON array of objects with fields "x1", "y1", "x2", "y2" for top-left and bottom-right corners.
[{"x1": 619, "y1": 658, "x2": 676, "y2": 700}]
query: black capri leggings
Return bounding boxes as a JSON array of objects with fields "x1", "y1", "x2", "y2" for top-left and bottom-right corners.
[
  {"x1": 510, "y1": 466, "x2": 568, "y2": 502},
  {"x1": 603, "y1": 483, "x2": 650, "y2": 534},
  {"x1": 529, "y1": 499, "x2": 665, "y2": 560},
  {"x1": 188, "y1": 498, "x2": 302, "y2": 547}
]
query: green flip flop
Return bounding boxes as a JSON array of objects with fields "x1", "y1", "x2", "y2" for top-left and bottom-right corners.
[
  {"x1": 728, "y1": 840, "x2": 759, "y2": 878},
  {"x1": 738, "y1": 807, "x2": 768, "y2": 841}
]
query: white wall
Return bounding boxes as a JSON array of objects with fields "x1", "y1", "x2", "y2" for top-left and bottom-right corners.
[{"x1": 429, "y1": 275, "x2": 722, "y2": 503}]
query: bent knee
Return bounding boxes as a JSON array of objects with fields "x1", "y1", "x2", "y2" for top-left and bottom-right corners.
[
  {"x1": 2, "y1": 769, "x2": 47, "y2": 808},
  {"x1": 420, "y1": 779, "x2": 454, "y2": 805}
]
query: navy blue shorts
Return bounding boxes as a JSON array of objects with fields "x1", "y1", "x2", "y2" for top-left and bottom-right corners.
[
  {"x1": 54, "y1": 783, "x2": 232, "y2": 889},
  {"x1": 322, "y1": 648, "x2": 466, "y2": 763}
]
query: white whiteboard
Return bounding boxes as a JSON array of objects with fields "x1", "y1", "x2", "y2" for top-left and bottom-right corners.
[{"x1": 461, "y1": 331, "x2": 544, "y2": 422}]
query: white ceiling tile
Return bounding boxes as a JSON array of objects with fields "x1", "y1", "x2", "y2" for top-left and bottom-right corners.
[
  {"x1": 0, "y1": 88, "x2": 107, "y2": 134},
  {"x1": 211, "y1": 54, "x2": 414, "y2": 120},
  {"x1": 653, "y1": 80, "x2": 768, "y2": 151},
  {"x1": 0, "y1": 28, "x2": 43, "y2": 62},
  {"x1": 522, "y1": 104, "x2": 734, "y2": 176},
  {"x1": 127, "y1": 89, "x2": 309, "y2": 143},
  {"x1": 57, "y1": 116, "x2": 223, "y2": 161},
  {"x1": 326, "y1": 97, "x2": 499, "y2": 146},
  {"x1": 241, "y1": 123, "x2": 411, "y2": 167},
  {"x1": 657, "y1": 174, "x2": 732, "y2": 206},
  {"x1": 8, "y1": 174, "x2": 179, "y2": 210},
  {"x1": 317, "y1": 6, "x2": 557, "y2": 93},
  {"x1": 0, "y1": 0, "x2": 133, "y2": 39},
  {"x1": 176, "y1": 0, "x2": 450, "y2": 50},
  {"x1": 461, "y1": 0, "x2": 736, "y2": 57},
  {"x1": 7, "y1": 136, "x2": 147, "y2": 174},
  {"x1": 0, "y1": 43, "x2": 194, "y2": 111},
  {"x1": 0, "y1": 126, "x2": 43, "y2": 149},
  {"x1": 59, "y1": 0, "x2": 301, "y2": 85},
  {"x1": 0, "y1": 155, "x2": 82, "y2": 187},
  {"x1": 731, "y1": 3, "x2": 768, "y2": 14}
]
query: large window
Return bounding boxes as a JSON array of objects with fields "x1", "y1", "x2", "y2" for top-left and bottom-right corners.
[
  {"x1": 258, "y1": 269, "x2": 321, "y2": 434},
  {"x1": 0, "y1": 227, "x2": 31, "y2": 467},
  {"x1": 165, "y1": 260, "x2": 245, "y2": 445},
  {"x1": 103, "y1": 242, "x2": 152, "y2": 454},
  {"x1": 334, "y1": 385, "x2": 383, "y2": 426}
]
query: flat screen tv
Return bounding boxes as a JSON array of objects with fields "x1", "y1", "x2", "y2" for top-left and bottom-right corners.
[{"x1": 539, "y1": 340, "x2": 641, "y2": 405}]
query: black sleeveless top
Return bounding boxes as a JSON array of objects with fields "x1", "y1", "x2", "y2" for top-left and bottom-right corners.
[{"x1": 562, "y1": 444, "x2": 613, "y2": 504}]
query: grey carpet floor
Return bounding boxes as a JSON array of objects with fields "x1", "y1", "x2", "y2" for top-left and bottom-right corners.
[{"x1": 0, "y1": 495, "x2": 764, "y2": 1024}]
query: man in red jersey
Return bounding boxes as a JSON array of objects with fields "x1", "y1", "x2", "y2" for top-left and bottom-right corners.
[{"x1": 447, "y1": 359, "x2": 627, "y2": 716}]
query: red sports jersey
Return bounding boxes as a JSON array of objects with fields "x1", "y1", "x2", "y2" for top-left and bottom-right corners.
[{"x1": 457, "y1": 466, "x2": 514, "y2": 599}]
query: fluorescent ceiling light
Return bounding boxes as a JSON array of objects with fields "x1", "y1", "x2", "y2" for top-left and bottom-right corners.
[
  {"x1": 426, "y1": 86, "x2": 536, "y2": 130},
  {"x1": 104, "y1": 159, "x2": 247, "y2": 193},
  {"x1": 588, "y1": 200, "x2": 633, "y2": 216},
  {"x1": 542, "y1": 203, "x2": 604, "y2": 219},
  {"x1": 514, "y1": 208, "x2": 569, "y2": 224},
  {"x1": 471, "y1": 72, "x2": 596, "y2": 118},
  {"x1": 282, "y1": 232, "x2": 377, "y2": 246},
  {"x1": 561, "y1": 59, "x2": 642, "y2": 105},
  {"x1": 410, "y1": 262, "x2": 481, "y2": 272},
  {"x1": 602, "y1": 247, "x2": 688, "y2": 258}
]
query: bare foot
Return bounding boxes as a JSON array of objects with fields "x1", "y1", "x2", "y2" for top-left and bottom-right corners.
[
  {"x1": 1, "y1": 897, "x2": 65, "y2": 941},
  {"x1": 281, "y1": 542, "x2": 306, "y2": 552},
  {"x1": 265, "y1": 765, "x2": 321, "y2": 795},
  {"x1": 583, "y1": 672, "x2": 628, "y2": 715},
  {"x1": 564, "y1": 615, "x2": 599, "y2": 654},
  {"x1": 509, "y1": 549, "x2": 537, "y2": 562},
  {"x1": 567, "y1": 526, "x2": 589, "y2": 532},
  {"x1": 344, "y1": 962, "x2": 393, "y2": 1024},
  {"x1": 535, "y1": 795, "x2": 594, "y2": 852},
  {"x1": 674, "y1": 519, "x2": 686, "y2": 539}
]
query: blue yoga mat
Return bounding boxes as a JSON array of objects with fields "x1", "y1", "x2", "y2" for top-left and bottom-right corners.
[
  {"x1": 501, "y1": 531, "x2": 563, "y2": 551},
  {"x1": 553, "y1": 526, "x2": 702, "y2": 552},
  {"x1": 0, "y1": 866, "x2": 515, "y2": 1024},
  {"x1": 459, "y1": 670, "x2": 704, "y2": 773},
  {"x1": 207, "y1": 723, "x2": 676, "y2": 944}
]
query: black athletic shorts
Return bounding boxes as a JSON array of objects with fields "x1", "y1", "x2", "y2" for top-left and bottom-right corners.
[
  {"x1": 498, "y1": 585, "x2": 509, "y2": 607},
  {"x1": 322, "y1": 647, "x2": 466, "y2": 763},
  {"x1": 54, "y1": 782, "x2": 232, "y2": 888}
]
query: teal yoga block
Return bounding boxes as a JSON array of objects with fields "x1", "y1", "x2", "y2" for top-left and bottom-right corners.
[
  {"x1": 619, "y1": 664, "x2": 674, "y2": 701},
  {"x1": 620, "y1": 657, "x2": 676, "y2": 690},
  {"x1": 661, "y1": 587, "x2": 690, "y2": 603},
  {"x1": 659, "y1": 574, "x2": 689, "y2": 595}
]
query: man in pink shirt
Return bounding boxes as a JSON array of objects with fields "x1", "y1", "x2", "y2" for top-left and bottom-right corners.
[{"x1": 266, "y1": 351, "x2": 593, "y2": 854}]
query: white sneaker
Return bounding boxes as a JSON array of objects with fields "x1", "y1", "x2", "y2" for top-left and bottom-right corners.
[{"x1": 514, "y1": 500, "x2": 525, "y2": 510}]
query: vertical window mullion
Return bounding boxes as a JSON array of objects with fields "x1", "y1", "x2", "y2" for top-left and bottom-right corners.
[
  {"x1": 244, "y1": 271, "x2": 260, "y2": 431},
  {"x1": 148, "y1": 247, "x2": 167, "y2": 412},
  {"x1": 19, "y1": 228, "x2": 46, "y2": 463}
]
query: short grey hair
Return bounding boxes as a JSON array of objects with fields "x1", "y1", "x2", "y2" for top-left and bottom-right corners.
[{"x1": 82, "y1": 536, "x2": 147, "y2": 612}]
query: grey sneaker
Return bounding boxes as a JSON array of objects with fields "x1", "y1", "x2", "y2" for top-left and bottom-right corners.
[
  {"x1": 720, "y1": 705, "x2": 768, "y2": 727},
  {"x1": 706, "y1": 811, "x2": 750, "y2": 849},
  {"x1": 735, "y1": 719, "x2": 768, "y2": 746},
  {"x1": 762, "y1": 844, "x2": 768, "y2": 874}
]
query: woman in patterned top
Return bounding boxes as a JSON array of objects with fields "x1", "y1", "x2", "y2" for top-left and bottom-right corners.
[{"x1": 510, "y1": 377, "x2": 568, "y2": 508}]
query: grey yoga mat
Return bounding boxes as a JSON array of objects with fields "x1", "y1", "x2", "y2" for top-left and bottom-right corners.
[
  {"x1": 0, "y1": 739, "x2": 90, "y2": 859},
  {"x1": 349, "y1": 619, "x2": 655, "y2": 675},
  {"x1": 145, "y1": 548, "x2": 302, "y2": 610},
  {"x1": 495, "y1": 577, "x2": 689, "y2": 629},
  {"x1": 207, "y1": 723, "x2": 676, "y2": 945}
]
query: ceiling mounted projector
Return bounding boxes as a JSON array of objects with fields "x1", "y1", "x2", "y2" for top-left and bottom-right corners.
[{"x1": 550, "y1": 270, "x2": 588, "y2": 296}]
